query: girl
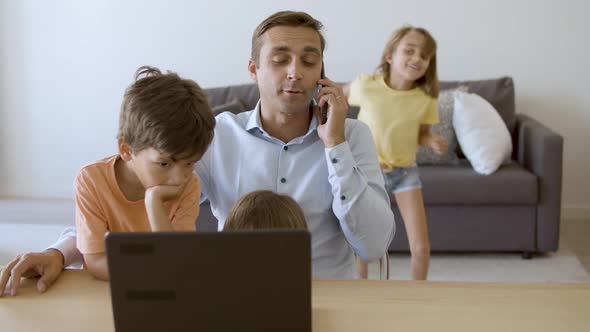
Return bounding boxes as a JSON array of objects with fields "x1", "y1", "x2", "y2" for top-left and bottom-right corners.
[
  {"x1": 344, "y1": 26, "x2": 447, "y2": 280},
  {"x1": 224, "y1": 190, "x2": 307, "y2": 231}
]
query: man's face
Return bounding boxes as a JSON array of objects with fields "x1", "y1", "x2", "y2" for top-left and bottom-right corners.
[
  {"x1": 249, "y1": 26, "x2": 323, "y2": 115},
  {"x1": 387, "y1": 30, "x2": 432, "y2": 83},
  {"x1": 129, "y1": 147, "x2": 200, "y2": 190}
]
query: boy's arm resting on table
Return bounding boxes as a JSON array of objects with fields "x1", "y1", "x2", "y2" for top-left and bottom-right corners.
[
  {"x1": 326, "y1": 120, "x2": 395, "y2": 262},
  {"x1": 83, "y1": 253, "x2": 109, "y2": 281}
]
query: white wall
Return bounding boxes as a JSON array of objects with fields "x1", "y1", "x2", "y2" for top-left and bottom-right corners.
[{"x1": 1, "y1": 0, "x2": 589, "y2": 216}]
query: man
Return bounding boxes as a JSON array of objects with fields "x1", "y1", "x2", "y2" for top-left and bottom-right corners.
[{"x1": 0, "y1": 11, "x2": 394, "y2": 296}]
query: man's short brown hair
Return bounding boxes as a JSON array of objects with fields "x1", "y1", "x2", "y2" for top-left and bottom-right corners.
[
  {"x1": 251, "y1": 11, "x2": 326, "y2": 66},
  {"x1": 118, "y1": 66, "x2": 215, "y2": 159}
]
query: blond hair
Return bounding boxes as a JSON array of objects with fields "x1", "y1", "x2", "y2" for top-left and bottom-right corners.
[
  {"x1": 377, "y1": 26, "x2": 439, "y2": 97},
  {"x1": 224, "y1": 190, "x2": 307, "y2": 231},
  {"x1": 118, "y1": 66, "x2": 216, "y2": 159},
  {"x1": 251, "y1": 11, "x2": 326, "y2": 66}
]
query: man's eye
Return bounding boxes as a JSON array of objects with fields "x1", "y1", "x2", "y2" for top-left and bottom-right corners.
[
  {"x1": 404, "y1": 49, "x2": 414, "y2": 55},
  {"x1": 186, "y1": 162, "x2": 196, "y2": 167},
  {"x1": 272, "y1": 58, "x2": 288, "y2": 64},
  {"x1": 159, "y1": 162, "x2": 169, "y2": 167}
]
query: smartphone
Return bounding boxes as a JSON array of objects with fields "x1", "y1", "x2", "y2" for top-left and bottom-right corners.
[{"x1": 320, "y1": 62, "x2": 328, "y2": 124}]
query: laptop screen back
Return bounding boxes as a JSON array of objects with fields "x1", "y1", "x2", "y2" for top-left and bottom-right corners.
[{"x1": 106, "y1": 230, "x2": 311, "y2": 332}]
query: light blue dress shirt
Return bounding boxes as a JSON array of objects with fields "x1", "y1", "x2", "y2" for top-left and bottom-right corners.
[{"x1": 196, "y1": 102, "x2": 395, "y2": 278}]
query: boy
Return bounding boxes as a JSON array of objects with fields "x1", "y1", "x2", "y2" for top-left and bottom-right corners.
[{"x1": 75, "y1": 66, "x2": 215, "y2": 280}]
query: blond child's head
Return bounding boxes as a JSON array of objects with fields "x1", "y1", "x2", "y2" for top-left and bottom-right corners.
[
  {"x1": 224, "y1": 190, "x2": 307, "y2": 231},
  {"x1": 117, "y1": 66, "x2": 216, "y2": 189},
  {"x1": 377, "y1": 26, "x2": 439, "y2": 97}
]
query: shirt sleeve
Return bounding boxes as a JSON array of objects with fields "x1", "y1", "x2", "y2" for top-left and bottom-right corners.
[
  {"x1": 421, "y1": 96, "x2": 439, "y2": 124},
  {"x1": 48, "y1": 226, "x2": 83, "y2": 269},
  {"x1": 169, "y1": 174, "x2": 200, "y2": 231},
  {"x1": 324, "y1": 119, "x2": 395, "y2": 262},
  {"x1": 74, "y1": 169, "x2": 108, "y2": 255}
]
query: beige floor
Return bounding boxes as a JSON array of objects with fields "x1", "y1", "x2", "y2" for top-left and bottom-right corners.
[
  {"x1": 561, "y1": 218, "x2": 590, "y2": 273},
  {"x1": 1, "y1": 198, "x2": 589, "y2": 275}
]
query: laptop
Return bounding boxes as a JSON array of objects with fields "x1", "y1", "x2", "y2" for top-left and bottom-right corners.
[{"x1": 106, "y1": 230, "x2": 311, "y2": 332}]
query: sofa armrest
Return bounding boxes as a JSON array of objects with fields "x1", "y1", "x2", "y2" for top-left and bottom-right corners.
[{"x1": 516, "y1": 114, "x2": 563, "y2": 251}]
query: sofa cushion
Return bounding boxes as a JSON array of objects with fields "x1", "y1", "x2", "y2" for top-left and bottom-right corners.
[
  {"x1": 440, "y1": 77, "x2": 515, "y2": 135},
  {"x1": 416, "y1": 87, "x2": 465, "y2": 165},
  {"x1": 206, "y1": 83, "x2": 260, "y2": 111},
  {"x1": 212, "y1": 99, "x2": 246, "y2": 116},
  {"x1": 406, "y1": 160, "x2": 538, "y2": 205}
]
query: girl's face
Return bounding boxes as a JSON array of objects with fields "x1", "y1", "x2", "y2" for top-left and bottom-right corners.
[{"x1": 387, "y1": 30, "x2": 432, "y2": 84}]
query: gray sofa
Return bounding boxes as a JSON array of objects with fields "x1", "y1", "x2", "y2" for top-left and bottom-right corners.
[{"x1": 198, "y1": 77, "x2": 563, "y2": 258}]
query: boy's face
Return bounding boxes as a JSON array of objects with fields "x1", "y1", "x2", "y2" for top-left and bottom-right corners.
[
  {"x1": 248, "y1": 26, "x2": 323, "y2": 115},
  {"x1": 387, "y1": 30, "x2": 432, "y2": 83},
  {"x1": 127, "y1": 147, "x2": 200, "y2": 190}
]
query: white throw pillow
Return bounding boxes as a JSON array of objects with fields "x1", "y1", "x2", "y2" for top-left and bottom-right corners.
[{"x1": 453, "y1": 91, "x2": 512, "y2": 175}]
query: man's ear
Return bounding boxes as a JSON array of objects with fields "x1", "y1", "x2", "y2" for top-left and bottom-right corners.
[
  {"x1": 118, "y1": 138, "x2": 133, "y2": 161},
  {"x1": 248, "y1": 59, "x2": 258, "y2": 82}
]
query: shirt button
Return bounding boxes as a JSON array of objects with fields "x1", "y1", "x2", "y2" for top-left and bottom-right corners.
[
  {"x1": 281, "y1": 178, "x2": 287, "y2": 183},
  {"x1": 283, "y1": 146, "x2": 288, "y2": 151},
  {"x1": 340, "y1": 195, "x2": 346, "y2": 200},
  {"x1": 332, "y1": 158, "x2": 338, "y2": 163}
]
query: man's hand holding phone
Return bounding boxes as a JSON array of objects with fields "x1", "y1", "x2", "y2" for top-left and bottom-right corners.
[{"x1": 315, "y1": 74, "x2": 348, "y2": 148}]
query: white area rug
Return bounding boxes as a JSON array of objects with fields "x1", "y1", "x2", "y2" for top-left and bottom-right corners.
[
  {"x1": 2, "y1": 223, "x2": 589, "y2": 283},
  {"x1": 368, "y1": 251, "x2": 590, "y2": 283}
]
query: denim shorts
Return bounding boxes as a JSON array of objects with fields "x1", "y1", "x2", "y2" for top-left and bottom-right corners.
[{"x1": 382, "y1": 164, "x2": 422, "y2": 194}]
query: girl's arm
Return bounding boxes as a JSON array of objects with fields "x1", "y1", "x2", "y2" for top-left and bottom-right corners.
[
  {"x1": 418, "y1": 124, "x2": 432, "y2": 143},
  {"x1": 419, "y1": 124, "x2": 448, "y2": 155}
]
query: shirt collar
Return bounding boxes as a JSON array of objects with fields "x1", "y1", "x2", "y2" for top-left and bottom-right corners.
[{"x1": 245, "y1": 100, "x2": 320, "y2": 141}]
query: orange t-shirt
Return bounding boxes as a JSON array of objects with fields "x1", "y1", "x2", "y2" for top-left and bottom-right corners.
[{"x1": 75, "y1": 155, "x2": 200, "y2": 254}]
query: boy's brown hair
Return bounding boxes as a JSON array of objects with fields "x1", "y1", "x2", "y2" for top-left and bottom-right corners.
[
  {"x1": 118, "y1": 66, "x2": 215, "y2": 159},
  {"x1": 377, "y1": 26, "x2": 439, "y2": 98},
  {"x1": 251, "y1": 11, "x2": 326, "y2": 66},
  {"x1": 224, "y1": 190, "x2": 307, "y2": 231}
]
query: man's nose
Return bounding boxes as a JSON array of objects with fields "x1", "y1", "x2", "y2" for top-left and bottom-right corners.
[{"x1": 286, "y1": 61, "x2": 302, "y2": 80}]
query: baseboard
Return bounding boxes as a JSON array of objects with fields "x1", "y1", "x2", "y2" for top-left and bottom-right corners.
[{"x1": 562, "y1": 205, "x2": 590, "y2": 221}]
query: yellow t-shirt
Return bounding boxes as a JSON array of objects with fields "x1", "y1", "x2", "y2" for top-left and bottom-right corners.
[
  {"x1": 74, "y1": 155, "x2": 200, "y2": 254},
  {"x1": 348, "y1": 74, "x2": 438, "y2": 168}
]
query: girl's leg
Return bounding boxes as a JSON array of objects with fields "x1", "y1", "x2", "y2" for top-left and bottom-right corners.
[
  {"x1": 355, "y1": 256, "x2": 369, "y2": 279},
  {"x1": 394, "y1": 188, "x2": 430, "y2": 280}
]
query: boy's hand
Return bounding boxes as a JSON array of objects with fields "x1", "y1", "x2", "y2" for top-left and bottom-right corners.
[
  {"x1": 145, "y1": 184, "x2": 184, "y2": 203},
  {"x1": 144, "y1": 184, "x2": 185, "y2": 231},
  {"x1": 423, "y1": 133, "x2": 448, "y2": 155},
  {"x1": 0, "y1": 249, "x2": 64, "y2": 297}
]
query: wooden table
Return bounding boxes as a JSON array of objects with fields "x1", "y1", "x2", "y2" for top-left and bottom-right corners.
[{"x1": 2, "y1": 269, "x2": 590, "y2": 331}]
